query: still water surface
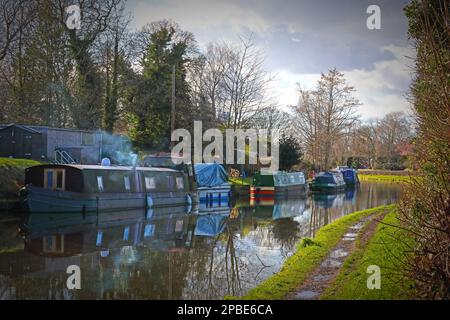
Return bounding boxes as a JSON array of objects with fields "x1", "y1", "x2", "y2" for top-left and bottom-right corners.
[{"x1": 0, "y1": 182, "x2": 401, "y2": 299}]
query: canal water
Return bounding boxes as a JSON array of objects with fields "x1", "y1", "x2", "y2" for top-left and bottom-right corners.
[{"x1": 0, "y1": 182, "x2": 401, "y2": 300}]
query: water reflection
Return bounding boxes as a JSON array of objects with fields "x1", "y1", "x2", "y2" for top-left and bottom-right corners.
[{"x1": 0, "y1": 182, "x2": 401, "y2": 300}]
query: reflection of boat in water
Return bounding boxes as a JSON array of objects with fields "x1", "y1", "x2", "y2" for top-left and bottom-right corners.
[
  {"x1": 312, "y1": 192, "x2": 345, "y2": 209},
  {"x1": 194, "y1": 214, "x2": 228, "y2": 237},
  {"x1": 250, "y1": 171, "x2": 308, "y2": 200},
  {"x1": 20, "y1": 207, "x2": 197, "y2": 257},
  {"x1": 246, "y1": 198, "x2": 307, "y2": 220},
  {"x1": 344, "y1": 186, "x2": 357, "y2": 202},
  {"x1": 23, "y1": 164, "x2": 194, "y2": 213}
]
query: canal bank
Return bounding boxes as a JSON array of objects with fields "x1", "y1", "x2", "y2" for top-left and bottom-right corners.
[
  {"x1": 0, "y1": 158, "x2": 41, "y2": 211},
  {"x1": 237, "y1": 204, "x2": 416, "y2": 300}
]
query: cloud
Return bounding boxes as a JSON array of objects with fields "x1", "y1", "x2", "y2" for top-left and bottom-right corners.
[
  {"x1": 130, "y1": 0, "x2": 269, "y2": 36},
  {"x1": 126, "y1": 0, "x2": 414, "y2": 120},
  {"x1": 272, "y1": 45, "x2": 415, "y2": 119}
]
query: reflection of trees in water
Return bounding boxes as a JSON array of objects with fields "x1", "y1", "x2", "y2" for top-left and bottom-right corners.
[
  {"x1": 271, "y1": 218, "x2": 301, "y2": 257},
  {"x1": 182, "y1": 221, "x2": 247, "y2": 299}
]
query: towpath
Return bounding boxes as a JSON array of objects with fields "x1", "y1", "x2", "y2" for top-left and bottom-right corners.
[{"x1": 286, "y1": 210, "x2": 389, "y2": 300}]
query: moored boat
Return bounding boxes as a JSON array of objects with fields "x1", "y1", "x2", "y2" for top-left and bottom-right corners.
[
  {"x1": 250, "y1": 171, "x2": 307, "y2": 200},
  {"x1": 336, "y1": 166, "x2": 360, "y2": 186},
  {"x1": 22, "y1": 164, "x2": 194, "y2": 213},
  {"x1": 194, "y1": 163, "x2": 231, "y2": 207},
  {"x1": 311, "y1": 171, "x2": 346, "y2": 192}
]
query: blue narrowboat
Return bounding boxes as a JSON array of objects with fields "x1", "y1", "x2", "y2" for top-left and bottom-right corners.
[
  {"x1": 336, "y1": 166, "x2": 360, "y2": 186},
  {"x1": 311, "y1": 171, "x2": 346, "y2": 192},
  {"x1": 194, "y1": 163, "x2": 231, "y2": 208},
  {"x1": 23, "y1": 164, "x2": 193, "y2": 213}
]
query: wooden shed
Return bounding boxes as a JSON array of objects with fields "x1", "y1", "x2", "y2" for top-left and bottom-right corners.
[{"x1": 0, "y1": 124, "x2": 44, "y2": 160}]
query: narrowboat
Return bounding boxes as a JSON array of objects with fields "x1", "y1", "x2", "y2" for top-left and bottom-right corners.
[
  {"x1": 142, "y1": 153, "x2": 198, "y2": 195},
  {"x1": 194, "y1": 163, "x2": 231, "y2": 207},
  {"x1": 22, "y1": 164, "x2": 194, "y2": 213},
  {"x1": 250, "y1": 171, "x2": 307, "y2": 200},
  {"x1": 311, "y1": 171, "x2": 346, "y2": 192},
  {"x1": 336, "y1": 166, "x2": 360, "y2": 186}
]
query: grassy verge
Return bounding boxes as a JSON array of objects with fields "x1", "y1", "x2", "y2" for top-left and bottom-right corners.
[
  {"x1": 358, "y1": 174, "x2": 413, "y2": 183},
  {"x1": 322, "y1": 208, "x2": 416, "y2": 299},
  {"x1": 0, "y1": 157, "x2": 41, "y2": 198},
  {"x1": 234, "y1": 204, "x2": 394, "y2": 300}
]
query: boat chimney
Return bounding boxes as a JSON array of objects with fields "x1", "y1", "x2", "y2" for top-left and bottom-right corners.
[{"x1": 101, "y1": 158, "x2": 111, "y2": 166}]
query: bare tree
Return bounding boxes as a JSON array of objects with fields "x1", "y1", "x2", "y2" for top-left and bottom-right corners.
[
  {"x1": 377, "y1": 112, "x2": 412, "y2": 164},
  {"x1": 219, "y1": 36, "x2": 275, "y2": 129},
  {"x1": 353, "y1": 119, "x2": 379, "y2": 168},
  {"x1": 0, "y1": 0, "x2": 36, "y2": 61},
  {"x1": 249, "y1": 104, "x2": 291, "y2": 136},
  {"x1": 292, "y1": 69, "x2": 360, "y2": 170}
]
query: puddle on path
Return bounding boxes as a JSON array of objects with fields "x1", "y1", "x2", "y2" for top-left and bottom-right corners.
[
  {"x1": 330, "y1": 248, "x2": 349, "y2": 259},
  {"x1": 295, "y1": 290, "x2": 319, "y2": 299}
]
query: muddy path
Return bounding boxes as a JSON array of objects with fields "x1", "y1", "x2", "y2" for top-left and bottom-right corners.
[{"x1": 287, "y1": 210, "x2": 388, "y2": 300}]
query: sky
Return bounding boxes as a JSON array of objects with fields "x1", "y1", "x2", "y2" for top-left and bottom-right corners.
[{"x1": 125, "y1": 0, "x2": 415, "y2": 120}]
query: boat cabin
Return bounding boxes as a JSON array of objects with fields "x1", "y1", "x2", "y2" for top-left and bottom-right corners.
[
  {"x1": 252, "y1": 171, "x2": 306, "y2": 187},
  {"x1": 336, "y1": 167, "x2": 359, "y2": 185},
  {"x1": 25, "y1": 164, "x2": 189, "y2": 194},
  {"x1": 312, "y1": 171, "x2": 346, "y2": 191}
]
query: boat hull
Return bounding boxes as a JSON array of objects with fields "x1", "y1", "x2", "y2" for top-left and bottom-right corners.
[
  {"x1": 250, "y1": 184, "x2": 308, "y2": 200},
  {"x1": 24, "y1": 186, "x2": 192, "y2": 213},
  {"x1": 197, "y1": 184, "x2": 232, "y2": 204},
  {"x1": 311, "y1": 183, "x2": 346, "y2": 192}
]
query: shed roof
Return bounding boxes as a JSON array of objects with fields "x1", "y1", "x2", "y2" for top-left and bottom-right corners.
[{"x1": 0, "y1": 124, "x2": 42, "y2": 134}]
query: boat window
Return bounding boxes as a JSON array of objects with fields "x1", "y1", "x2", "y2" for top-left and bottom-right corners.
[
  {"x1": 55, "y1": 170, "x2": 65, "y2": 190},
  {"x1": 45, "y1": 170, "x2": 53, "y2": 189},
  {"x1": 97, "y1": 176, "x2": 104, "y2": 191},
  {"x1": 175, "y1": 220, "x2": 184, "y2": 232},
  {"x1": 44, "y1": 169, "x2": 65, "y2": 190},
  {"x1": 176, "y1": 177, "x2": 184, "y2": 190},
  {"x1": 316, "y1": 176, "x2": 334, "y2": 184},
  {"x1": 274, "y1": 175, "x2": 282, "y2": 186},
  {"x1": 44, "y1": 236, "x2": 55, "y2": 252},
  {"x1": 145, "y1": 177, "x2": 156, "y2": 190},
  {"x1": 144, "y1": 224, "x2": 155, "y2": 238},
  {"x1": 124, "y1": 176, "x2": 131, "y2": 191},
  {"x1": 123, "y1": 227, "x2": 130, "y2": 241},
  {"x1": 167, "y1": 176, "x2": 175, "y2": 189},
  {"x1": 96, "y1": 231, "x2": 103, "y2": 246},
  {"x1": 43, "y1": 235, "x2": 64, "y2": 253}
]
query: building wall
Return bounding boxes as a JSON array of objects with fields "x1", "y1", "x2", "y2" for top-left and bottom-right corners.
[
  {"x1": 44, "y1": 129, "x2": 102, "y2": 164},
  {"x1": 26, "y1": 126, "x2": 102, "y2": 164},
  {"x1": 0, "y1": 124, "x2": 127, "y2": 165}
]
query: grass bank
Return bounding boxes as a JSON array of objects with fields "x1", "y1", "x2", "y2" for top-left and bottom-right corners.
[
  {"x1": 0, "y1": 157, "x2": 41, "y2": 198},
  {"x1": 322, "y1": 208, "x2": 416, "y2": 299},
  {"x1": 358, "y1": 174, "x2": 413, "y2": 183},
  {"x1": 235, "y1": 204, "x2": 394, "y2": 300},
  {"x1": 358, "y1": 169, "x2": 418, "y2": 183}
]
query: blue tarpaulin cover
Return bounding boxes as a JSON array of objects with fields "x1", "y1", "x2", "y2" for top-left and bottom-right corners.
[
  {"x1": 194, "y1": 163, "x2": 229, "y2": 187},
  {"x1": 194, "y1": 214, "x2": 228, "y2": 237}
]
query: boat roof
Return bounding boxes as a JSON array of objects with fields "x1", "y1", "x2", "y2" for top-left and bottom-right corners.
[
  {"x1": 29, "y1": 164, "x2": 179, "y2": 172},
  {"x1": 317, "y1": 171, "x2": 341, "y2": 176}
]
